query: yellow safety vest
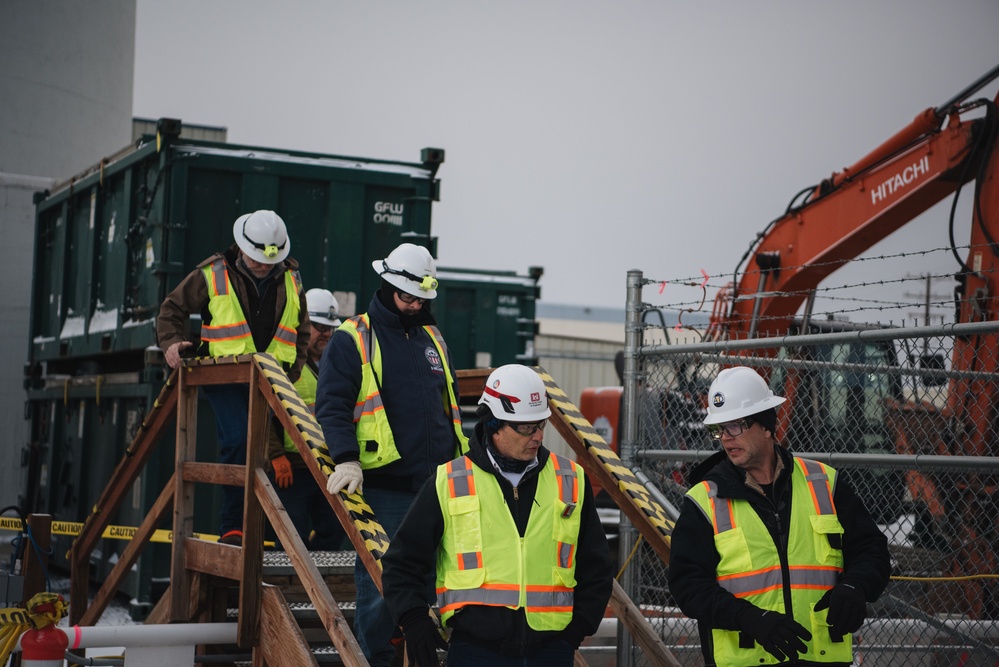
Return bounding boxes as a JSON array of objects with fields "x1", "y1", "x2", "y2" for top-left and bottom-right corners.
[
  {"x1": 284, "y1": 365, "x2": 318, "y2": 454},
  {"x1": 435, "y1": 454, "x2": 583, "y2": 631},
  {"x1": 200, "y1": 258, "x2": 301, "y2": 364},
  {"x1": 339, "y1": 314, "x2": 468, "y2": 470},
  {"x1": 686, "y1": 458, "x2": 851, "y2": 666}
]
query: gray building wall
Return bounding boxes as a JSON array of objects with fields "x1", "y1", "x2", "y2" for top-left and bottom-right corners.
[{"x1": 0, "y1": 1, "x2": 136, "y2": 509}]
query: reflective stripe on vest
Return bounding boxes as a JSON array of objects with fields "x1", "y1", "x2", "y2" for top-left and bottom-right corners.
[
  {"x1": 200, "y1": 259, "x2": 301, "y2": 364},
  {"x1": 339, "y1": 314, "x2": 469, "y2": 470},
  {"x1": 686, "y1": 457, "x2": 851, "y2": 666},
  {"x1": 435, "y1": 454, "x2": 583, "y2": 631}
]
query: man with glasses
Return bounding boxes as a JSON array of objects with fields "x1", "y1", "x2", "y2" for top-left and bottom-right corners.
[
  {"x1": 381, "y1": 364, "x2": 612, "y2": 667},
  {"x1": 668, "y1": 366, "x2": 890, "y2": 667},
  {"x1": 266, "y1": 288, "x2": 347, "y2": 550},
  {"x1": 315, "y1": 242, "x2": 468, "y2": 666},
  {"x1": 156, "y1": 210, "x2": 311, "y2": 547}
]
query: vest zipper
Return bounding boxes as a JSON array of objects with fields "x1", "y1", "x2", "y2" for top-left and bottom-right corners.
[{"x1": 513, "y1": 486, "x2": 519, "y2": 501}]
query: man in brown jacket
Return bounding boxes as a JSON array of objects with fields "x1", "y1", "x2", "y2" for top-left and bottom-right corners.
[{"x1": 156, "y1": 210, "x2": 310, "y2": 546}]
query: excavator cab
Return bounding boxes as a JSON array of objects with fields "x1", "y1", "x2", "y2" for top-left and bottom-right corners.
[{"x1": 767, "y1": 318, "x2": 908, "y2": 524}]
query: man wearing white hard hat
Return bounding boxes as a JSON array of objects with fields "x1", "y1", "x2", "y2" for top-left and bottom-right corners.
[
  {"x1": 156, "y1": 210, "x2": 310, "y2": 546},
  {"x1": 381, "y1": 364, "x2": 612, "y2": 666},
  {"x1": 668, "y1": 366, "x2": 890, "y2": 667},
  {"x1": 315, "y1": 242, "x2": 468, "y2": 666},
  {"x1": 266, "y1": 288, "x2": 347, "y2": 550}
]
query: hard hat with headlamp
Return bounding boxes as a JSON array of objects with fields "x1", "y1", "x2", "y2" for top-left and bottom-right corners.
[
  {"x1": 478, "y1": 364, "x2": 551, "y2": 422},
  {"x1": 372, "y1": 243, "x2": 439, "y2": 299},
  {"x1": 703, "y1": 366, "x2": 786, "y2": 425},
  {"x1": 233, "y1": 210, "x2": 290, "y2": 265},
  {"x1": 305, "y1": 288, "x2": 341, "y2": 327}
]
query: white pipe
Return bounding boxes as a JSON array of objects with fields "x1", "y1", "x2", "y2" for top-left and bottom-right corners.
[{"x1": 17, "y1": 623, "x2": 237, "y2": 651}]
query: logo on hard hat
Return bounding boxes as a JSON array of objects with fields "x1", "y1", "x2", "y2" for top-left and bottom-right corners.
[
  {"x1": 712, "y1": 392, "x2": 726, "y2": 408},
  {"x1": 530, "y1": 392, "x2": 540, "y2": 403}
]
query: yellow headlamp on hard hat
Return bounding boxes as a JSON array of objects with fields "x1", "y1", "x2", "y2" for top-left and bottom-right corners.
[{"x1": 420, "y1": 275, "x2": 439, "y2": 292}]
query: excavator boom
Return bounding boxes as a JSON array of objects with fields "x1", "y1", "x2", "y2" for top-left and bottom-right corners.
[{"x1": 713, "y1": 66, "x2": 999, "y2": 342}]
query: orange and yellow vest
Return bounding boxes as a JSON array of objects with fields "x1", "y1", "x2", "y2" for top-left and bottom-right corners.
[
  {"x1": 686, "y1": 458, "x2": 851, "y2": 666},
  {"x1": 435, "y1": 454, "x2": 583, "y2": 631},
  {"x1": 338, "y1": 314, "x2": 467, "y2": 469},
  {"x1": 200, "y1": 258, "x2": 301, "y2": 365}
]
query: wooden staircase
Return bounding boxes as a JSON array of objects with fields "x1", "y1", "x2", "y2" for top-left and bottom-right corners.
[{"x1": 66, "y1": 354, "x2": 682, "y2": 666}]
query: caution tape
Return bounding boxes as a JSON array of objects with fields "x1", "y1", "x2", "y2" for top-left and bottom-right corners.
[{"x1": 0, "y1": 517, "x2": 222, "y2": 544}]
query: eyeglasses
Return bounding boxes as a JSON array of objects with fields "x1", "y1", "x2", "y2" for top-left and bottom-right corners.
[
  {"x1": 396, "y1": 290, "x2": 427, "y2": 305},
  {"x1": 312, "y1": 322, "x2": 334, "y2": 334},
  {"x1": 707, "y1": 419, "x2": 752, "y2": 440},
  {"x1": 507, "y1": 420, "x2": 547, "y2": 436}
]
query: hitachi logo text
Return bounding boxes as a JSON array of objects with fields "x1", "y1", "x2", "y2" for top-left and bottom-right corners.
[{"x1": 871, "y1": 155, "x2": 930, "y2": 205}]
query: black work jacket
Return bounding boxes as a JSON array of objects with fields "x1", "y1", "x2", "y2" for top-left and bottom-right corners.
[
  {"x1": 668, "y1": 445, "x2": 891, "y2": 666},
  {"x1": 381, "y1": 423, "x2": 613, "y2": 656}
]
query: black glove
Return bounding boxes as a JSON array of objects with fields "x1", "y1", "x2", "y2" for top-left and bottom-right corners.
[
  {"x1": 815, "y1": 582, "x2": 867, "y2": 638},
  {"x1": 738, "y1": 607, "x2": 811, "y2": 661},
  {"x1": 399, "y1": 608, "x2": 448, "y2": 667}
]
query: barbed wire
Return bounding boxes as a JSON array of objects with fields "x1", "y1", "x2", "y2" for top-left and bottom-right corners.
[
  {"x1": 645, "y1": 243, "x2": 977, "y2": 291},
  {"x1": 641, "y1": 243, "x2": 989, "y2": 326}
]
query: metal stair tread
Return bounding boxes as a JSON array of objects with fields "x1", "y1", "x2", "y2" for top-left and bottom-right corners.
[{"x1": 262, "y1": 549, "x2": 355, "y2": 576}]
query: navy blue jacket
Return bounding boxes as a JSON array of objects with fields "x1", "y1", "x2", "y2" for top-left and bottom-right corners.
[{"x1": 315, "y1": 292, "x2": 463, "y2": 491}]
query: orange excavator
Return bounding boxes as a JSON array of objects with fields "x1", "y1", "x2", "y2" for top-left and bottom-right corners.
[{"x1": 707, "y1": 64, "x2": 999, "y2": 618}]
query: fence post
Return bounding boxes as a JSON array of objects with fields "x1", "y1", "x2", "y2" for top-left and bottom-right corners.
[{"x1": 616, "y1": 269, "x2": 646, "y2": 667}]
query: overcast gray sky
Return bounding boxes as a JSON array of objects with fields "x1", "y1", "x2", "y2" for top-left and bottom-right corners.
[{"x1": 133, "y1": 1, "x2": 999, "y2": 314}]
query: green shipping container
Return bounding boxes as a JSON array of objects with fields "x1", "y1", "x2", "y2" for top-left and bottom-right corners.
[{"x1": 23, "y1": 119, "x2": 541, "y2": 615}]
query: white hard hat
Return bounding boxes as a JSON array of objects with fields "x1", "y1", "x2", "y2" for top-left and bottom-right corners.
[
  {"x1": 305, "y1": 288, "x2": 341, "y2": 327},
  {"x1": 372, "y1": 243, "x2": 438, "y2": 299},
  {"x1": 703, "y1": 366, "x2": 786, "y2": 425},
  {"x1": 478, "y1": 365, "x2": 552, "y2": 422},
  {"x1": 233, "y1": 210, "x2": 290, "y2": 264}
]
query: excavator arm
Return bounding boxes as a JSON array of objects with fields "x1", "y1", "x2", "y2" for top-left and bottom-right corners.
[{"x1": 710, "y1": 65, "x2": 999, "y2": 343}]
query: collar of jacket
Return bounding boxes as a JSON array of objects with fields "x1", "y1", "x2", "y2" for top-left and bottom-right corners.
[
  {"x1": 687, "y1": 443, "x2": 790, "y2": 499},
  {"x1": 468, "y1": 420, "x2": 551, "y2": 484},
  {"x1": 367, "y1": 290, "x2": 437, "y2": 331}
]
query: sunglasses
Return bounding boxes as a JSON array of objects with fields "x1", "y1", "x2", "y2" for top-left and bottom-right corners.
[
  {"x1": 706, "y1": 419, "x2": 752, "y2": 440},
  {"x1": 507, "y1": 420, "x2": 547, "y2": 436},
  {"x1": 396, "y1": 290, "x2": 427, "y2": 305},
  {"x1": 312, "y1": 322, "x2": 335, "y2": 334}
]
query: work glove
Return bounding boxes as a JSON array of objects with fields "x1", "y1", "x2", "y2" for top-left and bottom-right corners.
[
  {"x1": 399, "y1": 608, "x2": 447, "y2": 667},
  {"x1": 815, "y1": 582, "x2": 867, "y2": 638},
  {"x1": 326, "y1": 460, "x2": 364, "y2": 495},
  {"x1": 271, "y1": 455, "x2": 294, "y2": 489},
  {"x1": 738, "y1": 607, "x2": 811, "y2": 662}
]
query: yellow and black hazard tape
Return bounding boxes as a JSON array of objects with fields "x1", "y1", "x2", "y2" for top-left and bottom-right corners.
[
  {"x1": 253, "y1": 354, "x2": 392, "y2": 561},
  {"x1": 0, "y1": 517, "x2": 224, "y2": 544},
  {"x1": 536, "y1": 368, "x2": 675, "y2": 543}
]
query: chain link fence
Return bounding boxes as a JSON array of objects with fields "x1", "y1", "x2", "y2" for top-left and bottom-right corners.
[{"x1": 617, "y1": 275, "x2": 999, "y2": 665}]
